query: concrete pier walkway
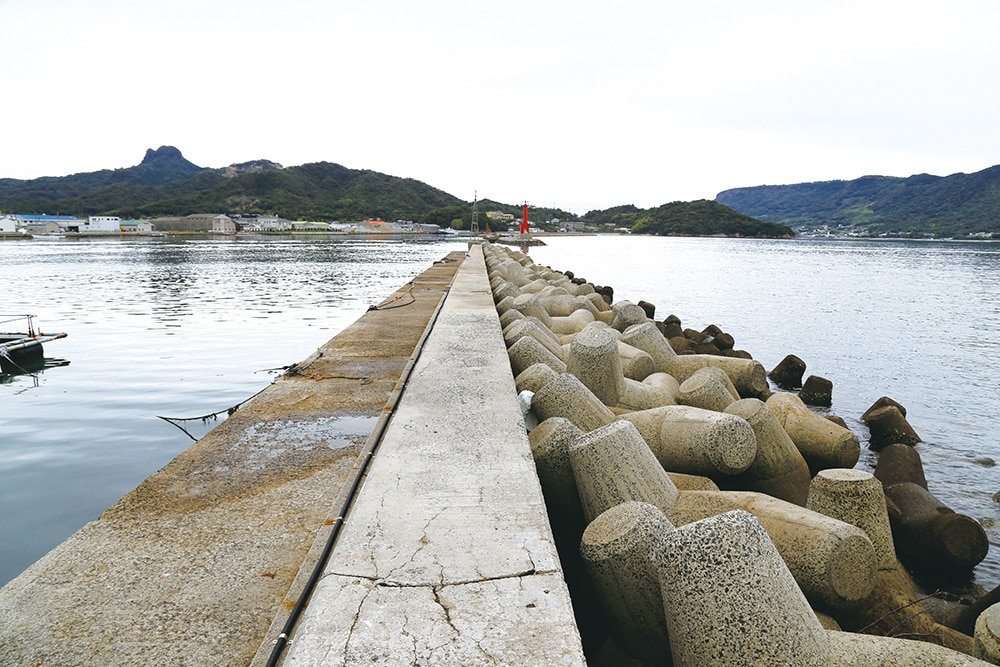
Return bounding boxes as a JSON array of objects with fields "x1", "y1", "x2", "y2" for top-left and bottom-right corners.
[
  {"x1": 274, "y1": 243, "x2": 584, "y2": 665},
  {"x1": 0, "y1": 244, "x2": 581, "y2": 666}
]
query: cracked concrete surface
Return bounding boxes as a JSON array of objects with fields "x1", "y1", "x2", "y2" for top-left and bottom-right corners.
[
  {"x1": 280, "y1": 244, "x2": 585, "y2": 666},
  {"x1": 290, "y1": 573, "x2": 579, "y2": 666}
]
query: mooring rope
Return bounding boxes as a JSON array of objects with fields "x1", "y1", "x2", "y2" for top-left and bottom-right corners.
[
  {"x1": 0, "y1": 314, "x2": 36, "y2": 336},
  {"x1": 367, "y1": 281, "x2": 415, "y2": 311},
  {"x1": 156, "y1": 275, "x2": 419, "y2": 441},
  {"x1": 156, "y1": 382, "x2": 274, "y2": 441},
  {"x1": 0, "y1": 351, "x2": 39, "y2": 378}
]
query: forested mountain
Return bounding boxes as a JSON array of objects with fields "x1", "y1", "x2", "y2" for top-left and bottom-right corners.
[
  {"x1": 1, "y1": 146, "x2": 789, "y2": 237},
  {"x1": 0, "y1": 147, "x2": 464, "y2": 222},
  {"x1": 716, "y1": 166, "x2": 1000, "y2": 238},
  {"x1": 130, "y1": 161, "x2": 466, "y2": 222},
  {"x1": 0, "y1": 146, "x2": 210, "y2": 211},
  {"x1": 581, "y1": 200, "x2": 793, "y2": 238}
]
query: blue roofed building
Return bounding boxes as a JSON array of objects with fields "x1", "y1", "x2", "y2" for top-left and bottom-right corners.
[{"x1": 13, "y1": 214, "x2": 82, "y2": 235}]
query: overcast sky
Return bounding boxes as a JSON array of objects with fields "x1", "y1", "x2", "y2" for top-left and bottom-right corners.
[{"x1": 2, "y1": 0, "x2": 999, "y2": 214}]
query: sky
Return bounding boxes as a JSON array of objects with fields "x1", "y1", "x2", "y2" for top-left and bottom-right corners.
[{"x1": 2, "y1": 0, "x2": 999, "y2": 215}]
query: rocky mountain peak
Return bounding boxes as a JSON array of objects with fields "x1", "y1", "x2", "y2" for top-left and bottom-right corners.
[
  {"x1": 132, "y1": 146, "x2": 205, "y2": 185},
  {"x1": 141, "y1": 145, "x2": 187, "y2": 164}
]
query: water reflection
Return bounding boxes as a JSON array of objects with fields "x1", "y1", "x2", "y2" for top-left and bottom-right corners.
[{"x1": 0, "y1": 359, "x2": 70, "y2": 396}]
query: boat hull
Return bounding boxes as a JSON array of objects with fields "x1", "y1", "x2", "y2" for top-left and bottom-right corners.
[{"x1": 0, "y1": 332, "x2": 67, "y2": 374}]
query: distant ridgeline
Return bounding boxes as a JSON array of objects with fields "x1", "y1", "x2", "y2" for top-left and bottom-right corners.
[
  {"x1": 0, "y1": 147, "x2": 464, "y2": 224},
  {"x1": 579, "y1": 200, "x2": 793, "y2": 238},
  {"x1": 716, "y1": 165, "x2": 1000, "y2": 239},
  {"x1": 0, "y1": 146, "x2": 789, "y2": 238}
]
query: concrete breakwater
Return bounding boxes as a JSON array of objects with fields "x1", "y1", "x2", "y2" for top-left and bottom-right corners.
[
  {"x1": 0, "y1": 244, "x2": 586, "y2": 666},
  {"x1": 485, "y1": 241, "x2": 1000, "y2": 665},
  {"x1": 2, "y1": 241, "x2": 998, "y2": 665}
]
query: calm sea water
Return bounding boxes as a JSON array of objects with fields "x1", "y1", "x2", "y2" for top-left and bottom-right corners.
[{"x1": 2, "y1": 234, "x2": 999, "y2": 591}]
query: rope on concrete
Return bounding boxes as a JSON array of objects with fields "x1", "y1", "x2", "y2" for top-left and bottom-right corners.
[
  {"x1": 368, "y1": 281, "x2": 416, "y2": 311},
  {"x1": 156, "y1": 384, "x2": 273, "y2": 441}
]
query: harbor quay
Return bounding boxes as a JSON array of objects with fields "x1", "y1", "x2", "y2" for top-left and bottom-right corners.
[
  {"x1": 0, "y1": 243, "x2": 583, "y2": 666},
  {"x1": 0, "y1": 241, "x2": 998, "y2": 665}
]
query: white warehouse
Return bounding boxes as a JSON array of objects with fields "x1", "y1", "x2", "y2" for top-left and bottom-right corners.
[{"x1": 84, "y1": 216, "x2": 121, "y2": 232}]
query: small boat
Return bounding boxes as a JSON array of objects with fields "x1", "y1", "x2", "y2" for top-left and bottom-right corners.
[{"x1": 0, "y1": 315, "x2": 68, "y2": 375}]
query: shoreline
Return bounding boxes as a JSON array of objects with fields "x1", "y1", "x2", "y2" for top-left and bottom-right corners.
[{"x1": 4, "y1": 227, "x2": 998, "y2": 242}]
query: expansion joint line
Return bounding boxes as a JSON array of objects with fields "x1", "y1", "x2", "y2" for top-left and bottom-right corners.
[
  {"x1": 263, "y1": 266, "x2": 459, "y2": 667},
  {"x1": 323, "y1": 566, "x2": 556, "y2": 590}
]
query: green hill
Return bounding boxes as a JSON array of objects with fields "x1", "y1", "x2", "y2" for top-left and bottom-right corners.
[
  {"x1": 0, "y1": 146, "x2": 206, "y2": 201},
  {"x1": 582, "y1": 200, "x2": 793, "y2": 238},
  {"x1": 716, "y1": 166, "x2": 1000, "y2": 238},
  {"x1": 0, "y1": 147, "x2": 465, "y2": 223},
  {"x1": 127, "y1": 162, "x2": 466, "y2": 222}
]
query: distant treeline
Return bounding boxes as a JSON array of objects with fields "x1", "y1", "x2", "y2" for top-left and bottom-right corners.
[
  {"x1": 0, "y1": 146, "x2": 791, "y2": 238},
  {"x1": 581, "y1": 200, "x2": 793, "y2": 238},
  {"x1": 716, "y1": 165, "x2": 1000, "y2": 238}
]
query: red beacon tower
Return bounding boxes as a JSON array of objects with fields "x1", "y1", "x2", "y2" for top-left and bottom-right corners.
[{"x1": 520, "y1": 202, "x2": 529, "y2": 235}]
